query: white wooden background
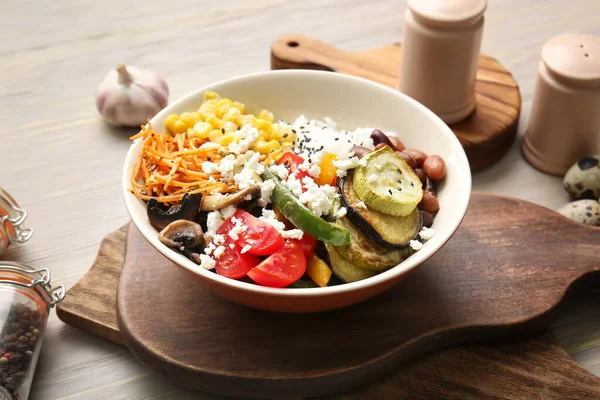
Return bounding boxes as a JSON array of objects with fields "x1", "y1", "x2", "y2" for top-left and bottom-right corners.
[{"x1": 1, "y1": 0, "x2": 600, "y2": 398}]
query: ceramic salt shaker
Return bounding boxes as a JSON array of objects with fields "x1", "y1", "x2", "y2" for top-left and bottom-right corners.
[
  {"x1": 522, "y1": 33, "x2": 600, "y2": 176},
  {"x1": 398, "y1": 0, "x2": 487, "y2": 124}
]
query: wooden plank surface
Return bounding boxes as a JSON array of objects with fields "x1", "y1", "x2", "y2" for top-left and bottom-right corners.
[{"x1": 0, "y1": 0, "x2": 599, "y2": 398}]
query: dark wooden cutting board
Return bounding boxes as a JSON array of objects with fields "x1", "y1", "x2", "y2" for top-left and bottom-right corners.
[
  {"x1": 270, "y1": 35, "x2": 522, "y2": 172},
  {"x1": 57, "y1": 193, "x2": 600, "y2": 399}
]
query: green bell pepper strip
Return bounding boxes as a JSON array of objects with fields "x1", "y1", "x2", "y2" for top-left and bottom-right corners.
[{"x1": 262, "y1": 169, "x2": 350, "y2": 246}]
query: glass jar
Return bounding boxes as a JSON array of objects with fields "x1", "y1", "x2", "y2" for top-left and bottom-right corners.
[
  {"x1": 0, "y1": 188, "x2": 33, "y2": 258},
  {"x1": 0, "y1": 262, "x2": 64, "y2": 399}
]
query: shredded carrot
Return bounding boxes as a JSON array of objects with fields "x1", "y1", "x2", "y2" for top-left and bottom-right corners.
[{"x1": 129, "y1": 124, "x2": 234, "y2": 205}]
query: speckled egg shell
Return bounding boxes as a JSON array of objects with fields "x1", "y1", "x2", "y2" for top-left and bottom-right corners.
[
  {"x1": 557, "y1": 199, "x2": 600, "y2": 226},
  {"x1": 563, "y1": 156, "x2": 600, "y2": 200}
]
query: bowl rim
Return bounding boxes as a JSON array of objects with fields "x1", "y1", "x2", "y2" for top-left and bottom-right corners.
[{"x1": 122, "y1": 69, "x2": 472, "y2": 297}]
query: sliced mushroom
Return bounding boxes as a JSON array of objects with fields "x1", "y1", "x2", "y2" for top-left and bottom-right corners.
[
  {"x1": 199, "y1": 185, "x2": 260, "y2": 211},
  {"x1": 158, "y1": 220, "x2": 204, "y2": 249},
  {"x1": 147, "y1": 193, "x2": 202, "y2": 231}
]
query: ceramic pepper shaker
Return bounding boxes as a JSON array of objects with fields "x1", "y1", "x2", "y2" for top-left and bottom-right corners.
[
  {"x1": 522, "y1": 33, "x2": 600, "y2": 176},
  {"x1": 398, "y1": 0, "x2": 487, "y2": 124}
]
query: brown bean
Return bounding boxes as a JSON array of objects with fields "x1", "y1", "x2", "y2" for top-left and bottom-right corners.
[
  {"x1": 404, "y1": 148, "x2": 428, "y2": 166},
  {"x1": 414, "y1": 168, "x2": 426, "y2": 184},
  {"x1": 420, "y1": 211, "x2": 434, "y2": 228},
  {"x1": 370, "y1": 129, "x2": 394, "y2": 148},
  {"x1": 423, "y1": 155, "x2": 446, "y2": 181},
  {"x1": 424, "y1": 177, "x2": 437, "y2": 196},
  {"x1": 396, "y1": 151, "x2": 418, "y2": 169},
  {"x1": 374, "y1": 143, "x2": 388, "y2": 151},
  {"x1": 418, "y1": 191, "x2": 440, "y2": 214},
  {"x1": 387, "y1": 136, "x2": 405, "y2": 152},
  {"x1": 350, "y1": 146, "x2": 373, "y2": 159}
]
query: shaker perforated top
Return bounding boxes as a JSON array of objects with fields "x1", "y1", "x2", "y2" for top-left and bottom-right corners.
[
  {"x1": 541, "y1": 33, "x2": 600, "y2": 86},
  {"x1": 407, "y1": 0, "x2": 487, "y2": 25}
]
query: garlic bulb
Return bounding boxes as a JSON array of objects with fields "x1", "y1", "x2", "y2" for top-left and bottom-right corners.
[{"x1": 96, "y1": 64, "x2": 169, "y2": 127}]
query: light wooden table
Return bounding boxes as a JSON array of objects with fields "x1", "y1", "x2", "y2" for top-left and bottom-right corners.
[{"x1": 1, "y1": 0, "x2": 599, "y2": 398}]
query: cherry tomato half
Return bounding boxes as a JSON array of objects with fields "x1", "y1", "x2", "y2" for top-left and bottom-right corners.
[
  {"x1": 287, "y1": 235, "x2": 317, "y2": 259},
  {"x1": 277, "y1": 152, "x2": 310, "y2": 184},
  {"x1": 217, "y1": 209, "x2": 284, "y2": 256},
  {"x1": 247, "y1": 241, "x2": 307, "y2": 288},
  {"x1": 215, "y1": 243, "x2": 260, "y2": 279}
]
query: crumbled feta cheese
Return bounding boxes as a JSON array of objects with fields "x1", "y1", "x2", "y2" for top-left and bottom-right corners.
[
  {"x1": 367, "y1": 174, "x2": 378, "y2": 184},
  {"x1": 217, "y1": 154, "x2": 237, "y2": 178},
  {"x1": 336, "y1": 207, "x2": 347, "y2": 218},
  {"x1": 213, "y1": 234, "x2": 225, "y2": 245},
  {"x1": 284, "y1": 174, "x2": 303, "y2": 198},
  {"x1": 302, "y1": 176, "x2": 315, "y2": 186},
  {"x1": 228, "y1": 217, "x2": 248, "y2": 240},
  {"x1": 333, "y1": 156, "x2": 362, "y2": 178},
  {"x1": 259, "y1": 179, "x2": 276, "y2": 206},
  {"x1": 358, "y1": 158, "x2": 368, "y2": 167},
  {"x1": 208, "y1": 176, "x2": 216, "y2": 183},
  {"x1": 213, "y1": 246, "x2": 226, "y2": 259},
  {"x1": 281, "y1": 229, "x2": 304, "y2": 239},
  {"x1": 311, "y1": 150, "x2": 327, "y2": 165},
  {"x1": 197, "y1": 254, "x2": 216, "y2": 270},
  {"x1": 298, "y1": 160, "x2": 310, "y2": 171},
  {"x1": 229, "y1": 243, "x2": 235, "y2": 249},
  {"x1": 206, "y1": 211, "x2": 225, "y2": 238},
  {"x1": 236, "y1": 125, "x2": 260, "y2": 153},
  {"x1": 241, "y1": 244, "x2": 252, "y2": 254},
  {"x1": 234, "y1": 151, "x2": 264, "y2": 189},
  {"x1": 271, "y1": 164, "x2": 289, "y2": 180},
  {"x1": 202, "y1": 161, "x2": 219, "y2": 174},
  {"x1": 419, "y1": 227, "x2": 436, "y2": 241},
  {"x1": 299, "y1": 185, "x2": 334, "y2": 217},
  {"x1": 204, "y1": 242, "x2": 215, "y2": 255},
  {"x1": 259, "y1": 209, "x2": 287, "y2": 231},
  {"x1": 409, "y1": 240, "x2": 423, "y2": 251},
  {"x1": 356, "y1": 201, "x2": 367, "y2": 210},
  {"x1": 308, "y1": 163, "x2": 321, "y2": 179},
  {"x1": 221, "y1": 205, "x2": 237, "y2": 219},
  {"x1": 244, "y1": 194, "x2": 253, "y2": 201}
]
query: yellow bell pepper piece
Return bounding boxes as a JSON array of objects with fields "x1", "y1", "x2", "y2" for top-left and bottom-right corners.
[{"x1": 306, "y1": 255, "x2": 332, "y2": 287}]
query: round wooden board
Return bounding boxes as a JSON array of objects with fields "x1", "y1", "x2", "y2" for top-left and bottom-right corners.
[
  {"x1": 116, "y1": 193, "x2": 600, "y2": 398},
  {"x1": 271, "y1": 35, "x2": 522, "y2": 172}
]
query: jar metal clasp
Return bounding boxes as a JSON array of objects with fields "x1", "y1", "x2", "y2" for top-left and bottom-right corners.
[
  {"x1": 0, "y1": 187, "x2": 33, "y2": 251},
  {"x1": 0, "y1": 262, "x2": 65, "y2": 307}
]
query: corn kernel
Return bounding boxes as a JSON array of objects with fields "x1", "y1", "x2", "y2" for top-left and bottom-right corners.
[
  {"x1": 205, "y1": 115, "x2": 222, "y2": 129},
  {"x1": 253, "y1": 139, "x2": 280, "y2": 154},
  {"x1": 179, "y1": 112, "x2": 196, "y2": 127},
  {"x1": 258, "y1": 129, "x2": 270, "y2": 140},
  {"x1": 190, "y1": 111, "x2": 202, "y2": 124},
  {"x1": 171, "y1": 120, "x2": 188, "y2": 134},
  {"x1": 218, "y1": 133, "x2": 236, "y2": 146},
  {"x1": 232, "y1": 101, "x2": 245, "y2": 114},
  {"x1": 259, "y1": 110, "x2": 274, "y2": 123},
  {"x1": 216, "y1": 99, "x2": 233, "y2": 118},
  {"x1": 208, "y1": 129, "x2": 224, "y2": 142},
  {"x1": 204, "y1": 91, "x2": 219, "y2": 101},
  {"x1": 223, "y1": 107, "x2": 241, "y2": 122},
  {"x1": 189, "y1": 122, "x2": 212, "y2": 139},
  {"x1": 253, "y1": 118, "x2": 273, "y2": 133},
  {"x1": 236, "y1": 115, "x2": 254, "y2": 127},
  {"x1": 165, "y1": 114, "x2": 179, "y2": 132},
  {"x1": 251, "y1": 138, "x2": 267, "y2": 153},
  {"x1": 222, "y1": 121, "x2": 238, "y2": 134},
  {"x1": 199, "y1": 102, "x2": 217, "y2": 118}
]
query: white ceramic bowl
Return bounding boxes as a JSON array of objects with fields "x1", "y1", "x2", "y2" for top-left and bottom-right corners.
[{"x1": 123, "y1": 70, "x2": 471, "y2": 313}]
